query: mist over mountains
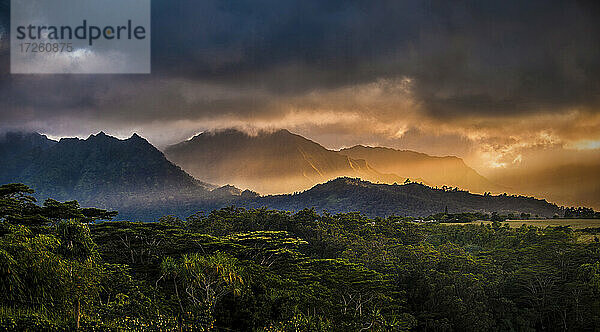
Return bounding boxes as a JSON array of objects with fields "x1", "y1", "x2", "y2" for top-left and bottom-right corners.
[
  {"x1": 165, "y1": 129, "x2": 407, "y2": 194},
  {"x1": 339, "y1": 145, "x2": 503, "y2": 194},
  {"x1": 165, "y1": 128, "x2": 599, "y2": 210},
  {"x1": 165, "y1": 129, "x2": 495, "y2": 194},
  {"x1": 488, "y1": 164, "x2": 600, "y2": 210},
  {"x1": 0, "y1": 130, "x2": 576, "y2": 220}
]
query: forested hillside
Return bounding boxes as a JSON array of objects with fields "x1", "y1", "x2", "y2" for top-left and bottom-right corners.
[
  {"x1": 0, "y1": 132, "x2": 216, "y2": 208},
  {"x1": 1, "y1": 183, "x2": 599, "y2": 330},
  {"x1": 251, "y1": 178, "x2": 560, "y2": 218}
]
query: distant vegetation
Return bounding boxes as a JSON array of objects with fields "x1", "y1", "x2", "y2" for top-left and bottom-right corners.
[
  {"x1": 2, "y1": 183, "x2": 600, "y2": 330},
  {"x1": 252, "y1": 177, "x2": 561, "y2": 219},
  {"x1": 424, "y1": 210, "x2": 600, "y2": 224}
]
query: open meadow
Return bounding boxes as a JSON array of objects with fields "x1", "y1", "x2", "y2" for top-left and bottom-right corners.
[
  {"x1": 444, "y1": 219, "x2": 600, "y2": 243},
  {"x1": 467, "y1": 219, "x2": 600, "y2": 229}
]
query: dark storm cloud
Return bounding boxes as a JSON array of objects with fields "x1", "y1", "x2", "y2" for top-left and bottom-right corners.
[
  {"x1": 146, "y1": 0, "x2": 600, "y2": 114},
  {"x1": 0, "y1": 0, "x2": 599, "y2": 128},
  {"x1": 149, "y1": 0, "x2": 422, "y2": 87},
  {"x1": 413, "y1": 1, "x2": 600, "y2": 116}
]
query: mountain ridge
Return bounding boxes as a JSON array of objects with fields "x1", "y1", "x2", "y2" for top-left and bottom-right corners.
[
  {"x1": 165, "y1": 128, "x2": 498, "y2": 194},
  {"x1": 165, "y1": 129, "x2": 406, "y2": 194},
  {"x1": 0, "y1": 130, "x2": 577, "y2": 220},
  {"x1": 246, "y1": 177, "x2": 559, "y2": 218},
  {"x1": 339, "y1": 145, "x2": 503, "y2": 193},
  {"x1": 0, "y1": 131, "x2": 217, "y2": 209}
]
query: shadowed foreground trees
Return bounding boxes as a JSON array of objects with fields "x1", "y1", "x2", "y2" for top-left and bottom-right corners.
[
  {"x1": 160, "y1": 253, "x2": 244, "y2": 329},
  {"x1": 1, "y1": 183, "x2": 600, "y2": 330}
]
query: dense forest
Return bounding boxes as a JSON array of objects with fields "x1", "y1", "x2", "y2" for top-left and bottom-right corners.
[{"x1": 1, "y1": 183, "x2": 600, "y2": 331}]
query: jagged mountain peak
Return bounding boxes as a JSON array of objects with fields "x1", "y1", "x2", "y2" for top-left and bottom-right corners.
[
  {"x1": 0, "y1": 131, "x2": 214, "y2": 207},
  {"x1": 0, "y1": 131, "x2": 56, "y2": 151},
  {"x1": 184, "y1": 128, "x2": 308, "y2": 145},
  {"x1": 129, "y1": 132, "x2": 144, "y2": 140},
  {"x1": 1, "y1": 130, "x2": 48, "y2": 140}
]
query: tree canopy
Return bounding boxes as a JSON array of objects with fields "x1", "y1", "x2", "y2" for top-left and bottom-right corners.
[{"x1": 1, "y1": 183, "x2": 599, "y2": 330}]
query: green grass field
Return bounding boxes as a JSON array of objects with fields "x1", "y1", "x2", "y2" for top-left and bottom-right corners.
[
  {"x1": 444, "y1": 219, "x2": 600, "y2": 243},
  {"x1": 448, "y1": 219, "x2": 600, "y2": 229}
]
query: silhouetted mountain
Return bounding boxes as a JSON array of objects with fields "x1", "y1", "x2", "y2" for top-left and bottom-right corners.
[
  {"x1": 247, "y1": 177, "x2": 559, "y2": 218},
  {"x1": 0, "y1": 132, "x2": 56, "y2": 184},
  {"x1": 165, "y1": 129, "x2": 404, "y2": 194},
  {"x1": 0, "y1": 132, "x2": 216, "y2": 211},
  {"x1": 340, "y1": 145, "x2": 502, "y2": 193}
]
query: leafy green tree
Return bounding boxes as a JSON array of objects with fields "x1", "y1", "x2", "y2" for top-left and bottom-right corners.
[
  {"x1": 0, "y1": 184, "x2": 41, "y2": 225},
  {"x1": 160, "y1": 252, "x2": 245, "y2": 329}
]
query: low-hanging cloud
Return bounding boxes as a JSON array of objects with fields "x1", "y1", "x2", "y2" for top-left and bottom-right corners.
[{"x1": 0, "y1": 0, "x2": 599, "y2": 172}]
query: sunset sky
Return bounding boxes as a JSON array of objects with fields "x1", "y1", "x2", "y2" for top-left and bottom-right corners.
[{"x1": 0, "y1": 0, "x2": 599, "y2": 175}]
